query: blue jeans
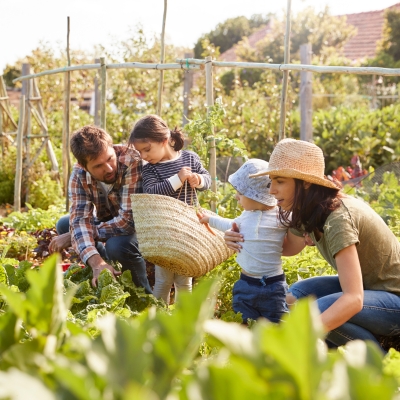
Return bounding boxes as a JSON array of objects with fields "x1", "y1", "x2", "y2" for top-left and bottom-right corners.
[
  {"x1": 57, "y1": 215, "x2": 152, "y2": 294},
  {"x1": 288, "y1": 276, "x2": 400, "y2": 350},
  {"x1": 233, "y1": 273, "x2": 289, "y2": 323}
]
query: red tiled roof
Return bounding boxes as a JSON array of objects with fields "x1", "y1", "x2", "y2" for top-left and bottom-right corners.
[
  {"x1": 219, "y1": 3, "x2": 400, "y2": 62},
  {"x1": 342, "y1": 3, "x2": 400, "y2": 60}
]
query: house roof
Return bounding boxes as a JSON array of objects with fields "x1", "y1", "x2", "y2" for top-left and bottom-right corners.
[
  {"x1": 219, "y1": 2, "x2": 400, "y2": 62},
  {"x1": 342, "y1": 3, "x2": 400, "y2": 60}
]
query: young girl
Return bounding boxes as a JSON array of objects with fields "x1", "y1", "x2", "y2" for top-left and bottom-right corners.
[
  {"x1": 199, "y1": 159, "x2": 288, "y2": 323},
  {"x1": 226, "y1": 138, "x2": 400, "y2": 351},
  {"x1": 129, "y1": 114, "x2": 211, "y2": 304}
]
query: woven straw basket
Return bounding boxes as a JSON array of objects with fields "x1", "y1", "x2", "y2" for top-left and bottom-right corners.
[{"x1": 131, "y1": 193, "x2": 234, "y2": 277}]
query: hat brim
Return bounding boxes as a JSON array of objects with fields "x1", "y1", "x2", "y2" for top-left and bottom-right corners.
[{"x1": 250, "y1": 168, "x2": 339, "y2": 189}]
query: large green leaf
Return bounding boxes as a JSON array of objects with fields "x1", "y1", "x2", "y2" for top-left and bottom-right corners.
[
  {"x1": 76, "y1": 279, "x2": 218, "y2": 398},
  {"x1": 256, "y1": 299, "x2": 328, "y2": 400}
]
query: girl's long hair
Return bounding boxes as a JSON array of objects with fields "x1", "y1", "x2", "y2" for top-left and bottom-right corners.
[
  {"x1": 279, "y1": 179, "x2": 341, "y2": 233},
  {"x1": 129, "y1": 114, "x2": 184, "y2": 151}
]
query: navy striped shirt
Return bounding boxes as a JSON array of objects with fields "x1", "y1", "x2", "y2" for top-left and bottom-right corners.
[{"x1": 142, "y1": 150, "x2": 211, "y2": 204}]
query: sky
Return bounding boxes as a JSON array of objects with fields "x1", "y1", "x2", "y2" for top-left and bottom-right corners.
[{"x1": 1, "y1": 0, "x2": 400, "y2": 73}]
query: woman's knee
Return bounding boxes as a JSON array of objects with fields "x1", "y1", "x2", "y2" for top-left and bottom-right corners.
[{"x1": 288, "y1": 276, "x2": 341, "y2": 300}]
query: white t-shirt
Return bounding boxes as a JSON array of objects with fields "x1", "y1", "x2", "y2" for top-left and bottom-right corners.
[{"x1": 209, "y1": 207, "x2": 287, "y2": 278}]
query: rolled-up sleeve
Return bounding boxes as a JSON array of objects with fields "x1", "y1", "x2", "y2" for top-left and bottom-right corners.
[{"x1": 69, "y1": 171, "x2": 100, "y2": 263}]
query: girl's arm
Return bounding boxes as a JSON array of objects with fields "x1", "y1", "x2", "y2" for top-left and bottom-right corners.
[
  {"x1": 142, "y1": 165, "x2": 189, "y2": 196},
  {"x1": 319, "y1": 244, "x2": 364, "y2": 331},
  {"x1": 282, "y1": 230, "x2": 306, "y2": 256}
]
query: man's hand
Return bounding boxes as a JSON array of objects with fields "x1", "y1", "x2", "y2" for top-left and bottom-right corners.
[
  {"x1": 178, "y1": 167, "x2": 192, "y2": 183},
  {"x1": 224, "y1": 222, "x2": 243, "y2": 252},
  {"x1": 49, "y1": 232, "x2": 72, "y2": 253},
  {"x1": 87, "y1": 254, "x2": 122, "y2": 287},
  {"x1": 187, "y1": 173, "x2": 201, "y2": 188}
]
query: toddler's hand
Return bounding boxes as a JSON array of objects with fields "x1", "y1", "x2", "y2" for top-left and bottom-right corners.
[
  {"x1": 188, "y1": 173, "x2": 200, "y2": 188},
  {"x1": 196, "y1": 211, "x2": 210, "y2": 224},
  {"x1": 178, "y1": 167, "x2": 192, "y2": 183}
]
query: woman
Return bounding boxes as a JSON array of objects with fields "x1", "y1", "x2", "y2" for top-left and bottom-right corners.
[{"x1": 225, "y1": 138, "x2": 400, "y2": 351}]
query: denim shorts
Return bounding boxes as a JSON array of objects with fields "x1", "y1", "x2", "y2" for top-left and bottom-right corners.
[{"x1": 232, "y1": 273, "x2": 289, "y2": 323}]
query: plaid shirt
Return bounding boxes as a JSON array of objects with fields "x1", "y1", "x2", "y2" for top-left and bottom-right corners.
[{"x1": 69, "y1": 145, "x2": 142, "y2": 263}]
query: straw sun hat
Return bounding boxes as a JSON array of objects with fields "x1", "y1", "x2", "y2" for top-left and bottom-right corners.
[{"x1": 251, "y1": 138, "x2": 339, "y2": 189}]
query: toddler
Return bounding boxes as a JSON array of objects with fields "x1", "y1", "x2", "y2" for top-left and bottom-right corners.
[{"x1": 199, "y1": 159, "x2": 288, "y2": 323}]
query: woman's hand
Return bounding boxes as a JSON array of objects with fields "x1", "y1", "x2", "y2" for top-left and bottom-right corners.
[{"x1": 224, "y1": 222, "x2": 243, "y2": 252}]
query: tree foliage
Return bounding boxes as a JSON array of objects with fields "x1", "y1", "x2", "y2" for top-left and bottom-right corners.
[
  {"x1": 234, "y1": 6, "x2": 355, "y2": 64},
  {"x1": 194, "y1": 14, "x2": 271, "y2": 58}
]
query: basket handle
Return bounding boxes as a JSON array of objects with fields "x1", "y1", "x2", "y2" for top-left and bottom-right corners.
[{"x1": 177, "y1": 180, "x2": 198, "y2": 206}]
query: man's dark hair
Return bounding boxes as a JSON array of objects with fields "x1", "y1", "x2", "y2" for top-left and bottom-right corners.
[{"x1": 70, "y1": 125, "x2": 113, "y2": 168}]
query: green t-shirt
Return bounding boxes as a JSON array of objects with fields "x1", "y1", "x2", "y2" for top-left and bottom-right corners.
[{"x1": 291, "y1": 195, "x2": 400, "y2": 295}]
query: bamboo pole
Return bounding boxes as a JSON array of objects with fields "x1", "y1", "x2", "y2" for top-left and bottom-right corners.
[
  {"x1": 279, "y1": 0, "x2": 292, "y2": 141},
  {"x1": 14, "y1": 95, "x2": 25, "y2": 212},
  {"x1": 175, "y1": 59, "x2": 400, "y2": 76},
  {"x1": 182, "y1": 52, "x2": 194, "y2": 126},
  {"x1": 22, "y1": 66, "x2": 32, "y2": 204},
  {"x1": 13, "y1": 64, "x2": 100, "y2": 83},
  {"x1": 300, "y1": 43, "x2": 312, "y2": 142},
  {"x1": 63, "y1": 16, "x2": 72, "y2": 209},
  {"x1": 0, "y1": 96, "x2": 3, "y2": 156},
  {"x1": 100, "y1": 57, "x2": 107, "y2": 129},
  {"x1": 12, "y1": 60, "x2": 400, "y2": 86},
  {"x1": 205, "y1": 56, "x2": 217, "y2": 213},
  {"x1": 12, "y1": 63, "x2": 200, "y2": 84},
  {"x1": 109, "y1": 62, "x2": 200, "y2": 70},
  {"x1": 94, "y1": 58, "x2": 100, "y2": 126},
  {"x1": 156, "y1": 0, "x2": 167, "y2": 116}
]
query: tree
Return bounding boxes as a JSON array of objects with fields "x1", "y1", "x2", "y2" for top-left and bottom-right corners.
[
  {"x1": 236, "y1": 6, "x2": 355, "y2": 64},
  {"x1": 193, "y1": 14, "x2": 270, "y2": 59},
  {"x1": 379, "y1": 10, "x2": 400, "y2": 62}
]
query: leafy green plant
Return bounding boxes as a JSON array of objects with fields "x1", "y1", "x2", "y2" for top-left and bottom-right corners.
[
  {"x1": 0, "y1": 255, "x2": 398, "y2": 399},
  {"x1": 2, "y1": 204, "x2": 65, "y2": 232}
]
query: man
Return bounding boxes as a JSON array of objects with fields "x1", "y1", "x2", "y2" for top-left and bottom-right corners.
[{"x1": 49, "y1": 125, "x2": 152, "y2": 293}]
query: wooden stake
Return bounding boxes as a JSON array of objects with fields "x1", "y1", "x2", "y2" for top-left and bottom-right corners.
[
  {"x1": 182, "y1": 52, "x2": 194, "y2": 126},
  {"x1": 94, "y1": 58, "x2": 100, "y2": 126},
  {"x1": 0, "y1": 95, "x2": 3, "y2": 157},
  {"x1": 63, "y1": 16, "x2": 72, "y2": 209},
  {"x1": 100, "y1": 57, "x2": 107, "y2": 129},
  {"x1": 279, "y1": 0, "x2": 292, "y2": 141},
  {"x1": 300, "y1": 43, "x2": 312, "y2": 142},
  {"x1": 157, "y1": 0, "x2": 167, "y2": 116},
  {"x1": 14, "y1": 95, "x2": 25, "y2": 212},
  {"x1": 205, "y1": 56, "x2": 217, "y2": 213}
]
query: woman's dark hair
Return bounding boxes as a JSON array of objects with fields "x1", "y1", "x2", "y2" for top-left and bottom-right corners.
[
  {"x1": 129, "y1": 114, "x2": 185, "y2": 151},
  {"x1": 279, "y1": 179, "x2": 341, "y2": 233}
]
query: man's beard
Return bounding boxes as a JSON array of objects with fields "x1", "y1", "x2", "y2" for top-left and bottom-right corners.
[{"x1": 102, "y1": 171, "x2": 117, "y2": 184}]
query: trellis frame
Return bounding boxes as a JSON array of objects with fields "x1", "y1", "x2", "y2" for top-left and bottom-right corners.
[{"x1": 10, "y1": 0, "x2": 400, "y2": 210}]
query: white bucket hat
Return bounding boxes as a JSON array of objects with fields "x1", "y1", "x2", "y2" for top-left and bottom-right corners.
[
  {"x1": 250, "y1": 138, "x2": 339, "y2": 189},
  {"x1": 228, "y1": 159, "x2": 277, "y2": 206}
]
